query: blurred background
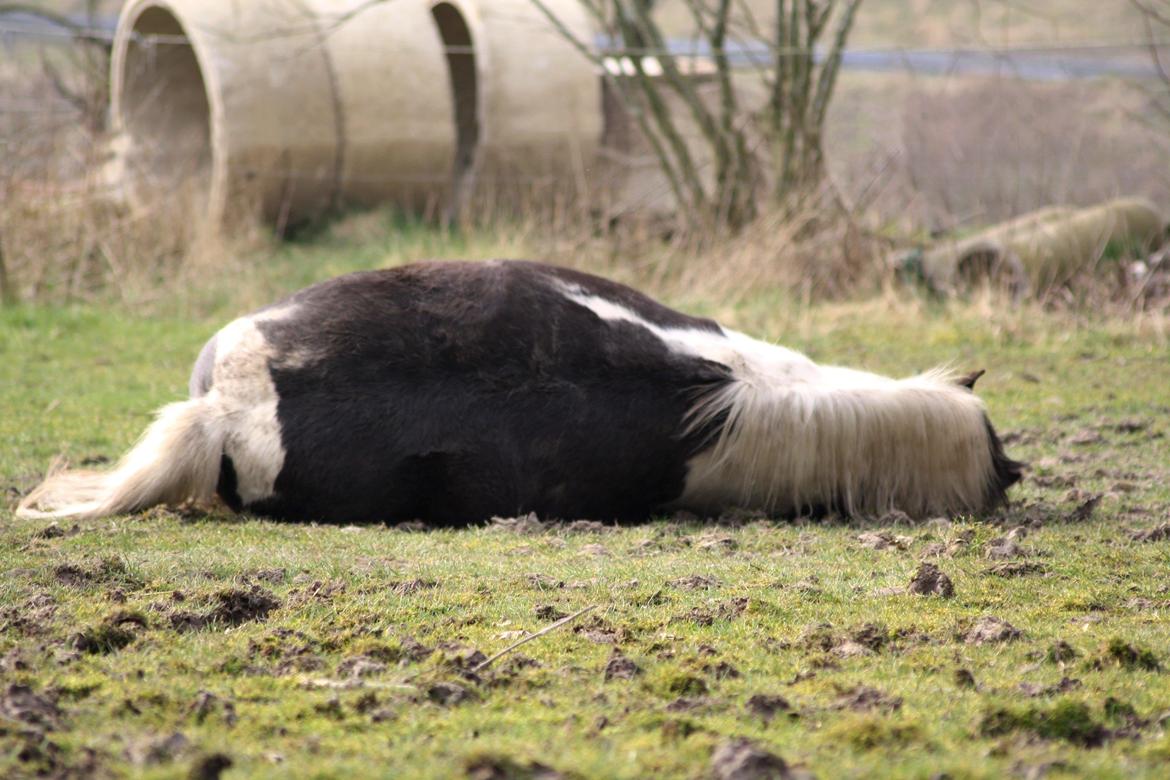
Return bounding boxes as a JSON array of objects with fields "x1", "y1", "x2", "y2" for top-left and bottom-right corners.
[{"x1": 2, "y1": 1, "x2": 1169, "y2": 308}]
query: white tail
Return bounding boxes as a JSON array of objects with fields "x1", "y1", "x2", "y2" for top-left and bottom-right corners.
[{"x1": 17, "y1": 399, "x2": 224, "y2": 520}]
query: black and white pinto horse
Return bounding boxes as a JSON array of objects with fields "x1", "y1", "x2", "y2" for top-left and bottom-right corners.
[{"x1": 18, "y1": 261, "x2": 1022, "y2": 524}]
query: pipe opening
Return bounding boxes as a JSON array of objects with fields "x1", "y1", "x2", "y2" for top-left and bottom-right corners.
[
  {"x1": 430, "y1": 2, "x2": 479, "y2": 215},
  {"x1": 119, "y1": 8, "x2": 212, "y2": 209}
]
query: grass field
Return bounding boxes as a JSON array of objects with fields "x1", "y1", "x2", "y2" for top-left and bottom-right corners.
[{"x1": 3, "y1": 226, "x2": 1170, "y2": 779}]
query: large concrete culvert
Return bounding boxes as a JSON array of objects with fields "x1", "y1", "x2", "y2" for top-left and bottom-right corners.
[{"x1": 109, "y1": 0, "x2": 602, "y2": 228}]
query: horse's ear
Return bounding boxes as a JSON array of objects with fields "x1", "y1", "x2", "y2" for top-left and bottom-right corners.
[{"x1": 956, "y1": 369, "x2": 986, "y2": 390}]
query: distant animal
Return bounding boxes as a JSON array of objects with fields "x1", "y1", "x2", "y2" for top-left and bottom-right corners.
[{"x1": 18, "y1": 261, "x2": 1022, "y2": 524}]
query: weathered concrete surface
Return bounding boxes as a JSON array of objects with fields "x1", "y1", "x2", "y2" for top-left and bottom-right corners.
[{"x1": 109, "y1": 0, "x2": 601, "y2": 226}]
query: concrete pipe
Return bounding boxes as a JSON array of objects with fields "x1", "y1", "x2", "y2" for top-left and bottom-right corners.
[
  {"x1": 110, "y1": 0, "x2": 602, "y2": 227},
  {"x1": 457, "y1": 0, "x2": 604, "y2": 193}
]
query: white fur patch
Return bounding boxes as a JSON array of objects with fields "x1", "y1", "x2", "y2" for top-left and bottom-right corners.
[
  {"x1": 206, "y1": 307, "x2": 293, "y2": 505},
  {"x1": 553, "y1": 279, "x2": 997, "y2": 517}
]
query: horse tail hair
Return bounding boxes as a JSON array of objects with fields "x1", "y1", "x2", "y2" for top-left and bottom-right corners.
[{"x1": 16, "y1": 398, "x2": 224, "y2": 520}]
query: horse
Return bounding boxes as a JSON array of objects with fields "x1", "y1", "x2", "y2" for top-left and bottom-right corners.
[{"x1": 18, "y1": 260, "x2": 1022, "y2": 524}]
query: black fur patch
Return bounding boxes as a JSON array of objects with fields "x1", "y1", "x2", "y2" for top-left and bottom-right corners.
[
  {"x1": 216, "y1": 454, "x2": 243, "y2": 512},
  {"x1": 248, "y1": 261, "x2": 732, "y2": 524},
  {"x1": 983, "y1": 415, "x2": 1025, "y2": 508}
]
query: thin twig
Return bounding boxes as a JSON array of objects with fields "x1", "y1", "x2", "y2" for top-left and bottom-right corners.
[{"x1": 471, "y1": 604, "x2": 597, "y2": 673}]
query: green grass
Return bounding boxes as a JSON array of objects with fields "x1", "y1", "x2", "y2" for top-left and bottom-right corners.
[{"x1": 3, "y1": 228, "x2": 1170, "y2": 778}]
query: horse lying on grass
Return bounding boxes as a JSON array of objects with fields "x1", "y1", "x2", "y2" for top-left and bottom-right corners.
[{"x1": 18, "y1": 261, "x2": 1022, "y2": 524}]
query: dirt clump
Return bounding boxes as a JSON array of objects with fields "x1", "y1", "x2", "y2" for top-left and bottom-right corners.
[
  {"x1": 32, "y1": 523, "x2": 79, "y2": 540},
  {"x1": 338, "y1": 655, "x2": 389, "y2": 678},
  {"x1": 174, "y1": 586, "x2": 280, "y2": 632},
  {"x1": 525, "y1": 573, "x2": 564, "y2": 590},
  {"x1": 985, "y1": 561, "x2": 1048, "y2": 577},
  {"x1": 464, "y1": 754, "x2": 564, "y2": 780},
  {"x1": 1067, "y1": 494, "x2": 1103, "y2": 522},
  {"x1": 564, "y1": 519, "x2": 611, "y2": 533},
  {"x1": 70, "y1": 611, "x2": 148, "y2": 655},
  {"x1": 604, "y1": 650, "x2": 641, "y2": 681},
  {"x1": 1086, "y1": 638, "x2": 1161, "y2": 671},
  {"x1": 574, "y1": 617, "x2": 631, "y2": 645},
  {"x1": 488, "y1": 513, "x2": 545, "y2": 534},
  {"x1": 668, "y1": 574, "x2": 722, "y2": 590},
  {"x1": 857, "y1": 531, "x2": 912, "y2": 551},
  {"x1": 962, "y1": 616, "x2": 1022, "y2": 645},
  {"x1": 745, "y1": 694, "x2": 794, "y2": 722},
  {"x1": 693, "y1": 532, "x2": 738, "y2": 552},
  {"x1": 983, "y1": 536, "x2": 1024, "y2": 559},
  {"x1": 189, "y1": 753, "x2": 233, "y2": 780},
  {"x1": 189, "y1": 691, "x2": 237, "y2": 726},
  {"x1": 390, "y1": 578, "x2": 437, "y2": 595},
  {"x1": 426, "y1": 681, "x2": 473, "y2": 706},
  {"x1": 125, "y1": 732, "x2": 191, "y2": 767},
  {"x1": 212, "y1": 585, "x2": 280, "y2": 624},
  {"x1": 954, "y1": 668, "x2": 977, "y2": 689},
  {"x1": 53, "y1": 557, "x2": 144, "y2": 590},
  {"x1": 533, "y1": 604, "x2": 567, "y2": 622},
  {"x1": 979, "y1": 701, "x2": 1108, "y2": 747},
  {"x1": 710, "y1": 738, "x2": 794, "y2": 780},
  {"x1": 831, "y1": 685, "x2": 902, "y2": 713},
  {"x1": 1019, "y1": 677, "x2": 1081, "y2": 697},
  {"x1": 1130, "y1": 523, "x2": 1170, "y2": 542},
  {"x1": 0, "y1": 593, "x2": 57, "y2": 636},
  {"x1": 1045, "y1": 641, "x2": 1079, "y2": 664},
  {"x1": 908, "y1": 562, "x2": 954, "y2": 597}
]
